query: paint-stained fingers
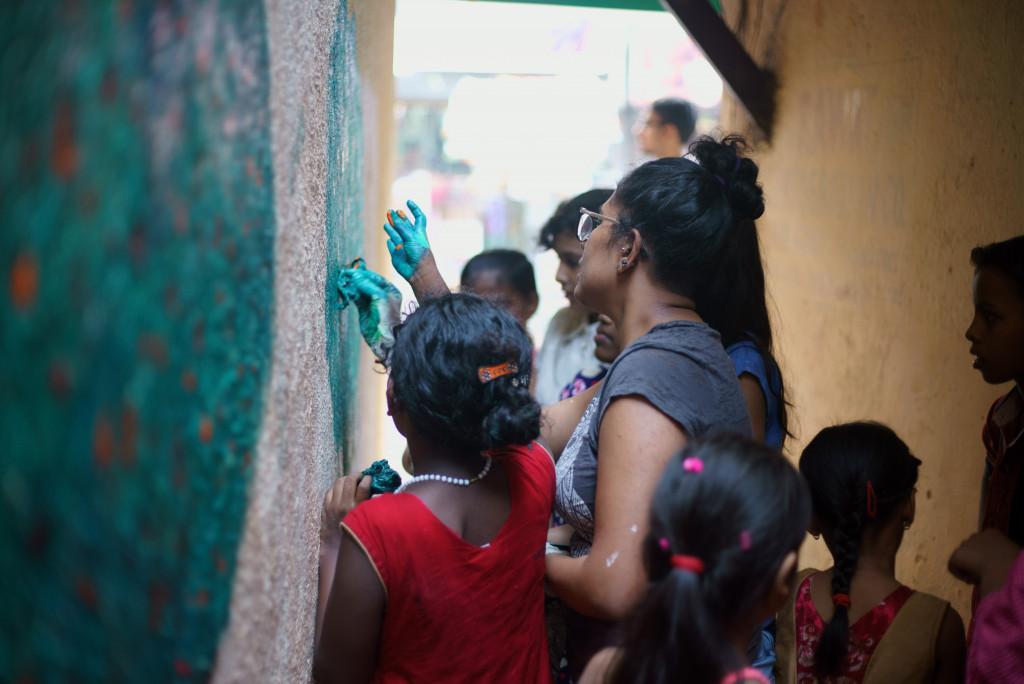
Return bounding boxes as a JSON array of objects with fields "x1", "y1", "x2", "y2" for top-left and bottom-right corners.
[
  {"x1": 405, "y1": 199, "x2": 426, "y2": 229},
  {"x1": 383, "y1": 222, "x2": 404, "y2": 249}
]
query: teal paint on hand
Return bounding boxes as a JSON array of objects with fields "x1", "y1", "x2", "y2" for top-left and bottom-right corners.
[
  {"x1": 324, "y1": 0, "x2": 366, "y2": 474},
  {"x1": 0, "y1": 1, "x2": 275, "y2": 680},
  {"x1": 382, "y1": 199, "x2": 431, "y2": 281},
  {"x1": 337, "y1": 266, "x2": 403, "y2": 363},
  {"x1": 361, "y1": 460, "x2": 402, "y2": 495}
]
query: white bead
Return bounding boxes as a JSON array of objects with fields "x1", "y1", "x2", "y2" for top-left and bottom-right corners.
[{"x1": 394, "y1": 454, "x2": 492, "y2": 494}]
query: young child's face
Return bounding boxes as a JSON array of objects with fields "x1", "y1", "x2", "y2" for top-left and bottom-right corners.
[
  {"x1": 463, "y1": 270, "x2": 537, "y2": 327},
  {"x1": 966, "y1": 266, "x2": 1024, "y2": 386}
]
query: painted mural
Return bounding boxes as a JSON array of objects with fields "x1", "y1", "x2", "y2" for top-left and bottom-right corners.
[
  {"x1": 0, "y1": 2, "x2": 283, "y2": 680},
  {"x1": 325, "y1": 0, "x2": 365, "y2": 474}
]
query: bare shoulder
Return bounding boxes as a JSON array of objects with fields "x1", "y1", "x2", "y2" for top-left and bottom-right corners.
[{"x1": 577, "y1": 646, "x2": 620, "y2": 684}]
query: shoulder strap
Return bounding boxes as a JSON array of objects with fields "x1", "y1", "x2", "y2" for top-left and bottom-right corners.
[
  {"x1": 773, "y1": 568, "x2": 817, "y2": 684},
  {"x1": 862, "y1": 591, "x2": 949, "y2": 684}
]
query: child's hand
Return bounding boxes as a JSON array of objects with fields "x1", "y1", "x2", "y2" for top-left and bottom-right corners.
[
  {"x1": 948, "y1": 528, "x2": 1022, "y2": 598},
  {"x1": 321, "y1": 474, "x2": 372, "y2": 548},
  {"x1": 382, "y1": 200, "x2": 431, "y2": 282},
  {"x1": 337, "y1": 264, "x2": 402, "y2": 362}
]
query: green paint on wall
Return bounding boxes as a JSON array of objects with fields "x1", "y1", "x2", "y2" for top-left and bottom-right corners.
[
  {"x1": 325, "y1": 0, "x2": 365, "y2": 474},
  {"x1": 0, "y1": 1, "x2": 275, "y2": 681}
]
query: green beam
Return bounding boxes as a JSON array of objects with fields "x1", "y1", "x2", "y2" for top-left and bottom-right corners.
[{"x1": 452, "y1": 0, "x2": 666, "y2": 12}]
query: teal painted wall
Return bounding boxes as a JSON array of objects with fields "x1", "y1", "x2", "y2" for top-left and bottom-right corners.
[
  {"x1": 0, "y1": 2, "x2": 277, "y2": 680},
  {"x1": 326, "y1": 0, "x2": 365, "y2": 473}
]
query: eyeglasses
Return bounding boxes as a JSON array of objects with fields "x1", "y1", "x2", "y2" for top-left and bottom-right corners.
[{"x1": 578, "y1": 208, "x2": 621, "y2": 242}]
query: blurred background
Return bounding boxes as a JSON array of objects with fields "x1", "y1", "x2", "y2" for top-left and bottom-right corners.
[{"x1": 390, "y1": 0, "x2": 721, "y2": 344}]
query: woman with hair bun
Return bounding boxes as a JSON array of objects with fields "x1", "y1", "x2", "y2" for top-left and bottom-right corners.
[
  {"x1": 314, "y1": 293, "x2": 555, "y2": 684},
  {"x1": 384, "y1": 135, "x2": 774, "y2": 679}
]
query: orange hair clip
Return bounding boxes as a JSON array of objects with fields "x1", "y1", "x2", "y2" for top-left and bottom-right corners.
[{"x1": 478, "y1": 360, "x2": 517, "y2": 383}]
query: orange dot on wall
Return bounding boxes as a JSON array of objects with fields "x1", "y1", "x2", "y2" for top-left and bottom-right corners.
[
  {"x1": 51, "y1": 102, "x2": 78, "y2": 180},
  {"x1": 92, "y1": 414, "x2": 116, "y2": 468},
  {"x1": 10, "y1": 251, "x2": 39, "y2": 311},
  {"x1": 198, "y1": 415, "x2": 213, "y2": 443},
  {"x1": 75, "y1": 576, "x2": 98, "y2": 609}
]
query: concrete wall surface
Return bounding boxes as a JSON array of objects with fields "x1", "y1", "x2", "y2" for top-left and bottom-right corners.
[
  {"x1": 0, "y1": 1, "x2": 393, "y2": 681},
  {"x1": 717, "y1": 0, "x2": 1024, "y2": 619},
  {"x1": 213, "y1": 0, "x2": 394, "y2": 681}
]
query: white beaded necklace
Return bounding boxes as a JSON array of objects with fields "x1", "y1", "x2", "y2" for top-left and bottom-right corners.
[{"x1": 394, "y1": 454, "x2": 493, "y2": 494}]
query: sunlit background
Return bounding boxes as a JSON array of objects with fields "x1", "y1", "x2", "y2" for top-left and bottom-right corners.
[{"x1": 384, "y1": 0, "x2": 723, "y2": 475}]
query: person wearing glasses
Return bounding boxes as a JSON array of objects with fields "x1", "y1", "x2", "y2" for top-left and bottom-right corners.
[{"x1": 383, "y1": 135, "x2": 769, "y2": 680}]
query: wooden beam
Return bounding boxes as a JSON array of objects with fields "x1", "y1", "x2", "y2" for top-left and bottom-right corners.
[{"x1": 660, "y1": 0, "x2": 775, "y2": 138}]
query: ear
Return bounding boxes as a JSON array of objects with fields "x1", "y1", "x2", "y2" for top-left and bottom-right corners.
[
  {"x1": 524, "y1": 291, "x2": 539, "y2": 321},
  {"x1": 766, "y1": 550, "x2": 799, "y2": 616},
  {"x1": 618, "y1": 229, "x2": 645, "y2": 271},
  {"x1": 904, "y1": 488, "x2": 917, "y2": 527},
  {"x1": 807, "y1": 513, "x2": 823, "y2": 538}
]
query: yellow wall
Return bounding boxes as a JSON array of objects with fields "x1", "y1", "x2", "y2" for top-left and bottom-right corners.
[{"x1": 717, "y1": 0, "x2": 1024, "y2": 619}]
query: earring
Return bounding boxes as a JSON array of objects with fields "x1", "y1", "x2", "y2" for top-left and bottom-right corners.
[
  {"x1": 620, "y1": 258, "x2": 628, "y2": 267},
  {"x1": 903, "y1": 521, "x2": 911, "y2": 531},
  {"x1": 812, "y1": 533, "x2": 820, "y2": 541}
]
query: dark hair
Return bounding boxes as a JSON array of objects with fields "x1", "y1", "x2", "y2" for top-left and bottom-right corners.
[
  {"x1": 607, "y1": 433, "x2": 811, "y2": 684},
  {"x1": 538, "y1": 188, "x2": 614, "y2": 250},
  {"x1": 459, "y1": 249, "x2": 538, "y2": 300},
  {"x1": 971, "y1": 234, "x2": 1024, "y2": 300},
  {"x1": 388, "y1": 294, "x2": 540, "y2": 453},
  {"x1": 612, "y1": 135, "x2": 788, "y2": 438},
  {"x1": 612, "y1": 134, "x2": 764, "y2": 302},
  {"x1": 651, "y1": 97, "x2": 697, "y2": 143},
  {"x1": 799, "y1": 422, "x2": 921, "y2": 676}
]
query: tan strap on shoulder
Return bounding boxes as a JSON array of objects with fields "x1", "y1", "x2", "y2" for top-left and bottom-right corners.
[
  {"x1": 862, "y1": 591, "x2": 948, "y2": 684},
  {"x1": 773, "y1": 568, "x2": 817, "y2": 684}
]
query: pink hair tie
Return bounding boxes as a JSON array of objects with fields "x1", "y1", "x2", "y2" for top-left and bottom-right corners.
[
  {"x1": 682, "y1": 457, "x2": 703, "y2": 474},
  {"x1": 738, "y1": 530, "x2": 752, "y2": 551},
  {"x1": 670, "y1": 554, "x2": 705, "y2": 574},
  {"x1": 658, "y1": 537, "x2": 670, "y2": 551}
]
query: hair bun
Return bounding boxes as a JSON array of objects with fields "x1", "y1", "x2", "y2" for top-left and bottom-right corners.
[{"x1": 690, "y1": 134, "x2": 765, "y2": 222}]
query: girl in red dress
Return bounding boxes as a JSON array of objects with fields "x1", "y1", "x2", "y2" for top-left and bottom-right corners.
[
  {"x1": 314, "y1": 293, "x2": 555, "y2": 684},
  {"x1": 776, "y1": 422, "x2": 966, "y2": 683}
]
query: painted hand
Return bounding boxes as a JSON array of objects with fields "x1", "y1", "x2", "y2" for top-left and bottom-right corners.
[
  {"x1": 382, "y1": 199, "x2": 430, "y2": 282},
  {"x1": 321, "y1": 474, "x2": 372, "y2": 546},
  {"x1": 337, "y1": 262, "x2": 402, "y2": 363}
]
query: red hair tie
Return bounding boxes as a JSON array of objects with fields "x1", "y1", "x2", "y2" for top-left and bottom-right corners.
[
  {"x1": 669, "y1": 554, "x2": 705, "y2": 574},
  {"x1": 866, "y1": 480, "x2": 878, "y2": 518},
  {"x1": 832, "y1": 593, "x2": 852, "y2": 609}
]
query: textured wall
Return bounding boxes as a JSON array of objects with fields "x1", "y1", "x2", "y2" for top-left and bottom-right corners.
[
  {"x1": 212, "y1": 0, "x2": 394, "y2": 681},
  {"x1": 718, "y1": 0, "x2": 1024, "y2": 619},
  {"x1": 0, "y1": 2, "x2": 275, "y2": 680},
  {"x1": 0, "y1": 1, "x2": 393, "y2": 681}
]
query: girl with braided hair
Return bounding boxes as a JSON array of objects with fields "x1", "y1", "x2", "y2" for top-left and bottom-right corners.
[{"x1": 775, "y1": 422, "x2": 966, "y2": 683}]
